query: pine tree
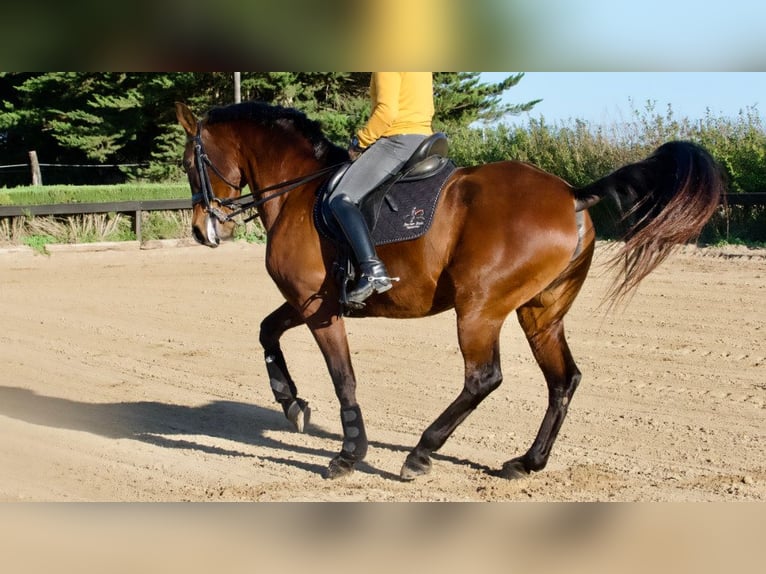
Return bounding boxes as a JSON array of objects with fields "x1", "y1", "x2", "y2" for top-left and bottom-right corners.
[
  {"x1": 0, "y1": 72, "x2": 538, "y2": 185},
  {"x1": 434, "y1": 72, "x2": 541, "y2": 130}
]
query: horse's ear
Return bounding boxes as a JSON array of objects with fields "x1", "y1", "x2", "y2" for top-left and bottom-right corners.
[{"x1": 175, "y1": 102, "x2": 198, "y2": 137}]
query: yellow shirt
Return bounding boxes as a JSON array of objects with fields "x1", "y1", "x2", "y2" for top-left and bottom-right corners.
[{"x1": 356, "y1": 72, "x2": 434, "y2": 148}]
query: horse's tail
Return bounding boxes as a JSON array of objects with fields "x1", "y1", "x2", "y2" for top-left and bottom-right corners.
[{"x1": 574, "y1": 140, "x2": 725, "y2": 303}]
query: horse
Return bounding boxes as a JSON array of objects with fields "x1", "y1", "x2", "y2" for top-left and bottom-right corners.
[{"x1": 175, "y1": 100, "x2": 724, "y2": 481}]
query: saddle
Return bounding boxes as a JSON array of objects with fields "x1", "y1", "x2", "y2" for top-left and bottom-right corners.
[
  {"x1": 315, "y1": 132, "x2": 454, "y2": 244},
  {"x1": 313, "y1": 132, "x2": 456, "y2": 313}
]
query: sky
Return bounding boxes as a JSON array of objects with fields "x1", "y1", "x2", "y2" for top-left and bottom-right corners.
[
  {"x1": 489, "y1": 1, "x2": 765, "y2": 71},
  {"x1": 481, "y1": 73, "x2": 766, "y2": 127}
]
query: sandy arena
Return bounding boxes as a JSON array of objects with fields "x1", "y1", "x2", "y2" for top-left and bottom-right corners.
[{"x1": 0, "y1": 240, "x2": 763, "y2": 501}]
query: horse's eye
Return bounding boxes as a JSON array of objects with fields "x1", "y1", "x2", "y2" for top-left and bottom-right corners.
[{"x1": 182, "y1": 159, "x2": 192, "y2": 173}]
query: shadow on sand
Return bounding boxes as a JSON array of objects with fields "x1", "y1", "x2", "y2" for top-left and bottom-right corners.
[{"x1": 0, "y1": 385, "x2": 491, "y2": 480}]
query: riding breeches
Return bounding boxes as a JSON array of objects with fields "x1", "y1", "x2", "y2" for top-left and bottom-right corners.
[{"x1": 330, "y1": 134, "x2": 427, "y2": 205}]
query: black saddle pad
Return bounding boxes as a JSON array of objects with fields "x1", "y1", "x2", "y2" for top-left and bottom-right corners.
[{"x1": 315, "y1": 160, "x2": 456, "y2": 246}]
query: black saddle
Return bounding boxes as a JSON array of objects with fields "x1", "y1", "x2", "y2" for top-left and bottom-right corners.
[{"x1": 316, "y1": 132, "x2": 452, "y2": 242}]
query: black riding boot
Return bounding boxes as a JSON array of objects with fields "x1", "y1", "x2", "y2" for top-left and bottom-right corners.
[{"x1": 329, "y1": 194, "x2": 394, "y2": 306}]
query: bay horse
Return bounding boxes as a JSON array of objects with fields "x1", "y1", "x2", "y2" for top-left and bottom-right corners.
[{"x1": 175, "y1": 101, "x2": 723, "y2": 481}]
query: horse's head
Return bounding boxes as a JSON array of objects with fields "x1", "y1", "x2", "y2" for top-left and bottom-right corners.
[{"x1": 176, "y1": 102, "x2": 243, "y2": 247}]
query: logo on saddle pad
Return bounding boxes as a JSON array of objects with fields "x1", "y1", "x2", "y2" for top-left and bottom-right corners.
[
  {"x1": 367, "y1": 162, "x2": 454, "y2": 245},
  {"x1": 403, "y1": 207, "x2": 426, "y2": 230}
]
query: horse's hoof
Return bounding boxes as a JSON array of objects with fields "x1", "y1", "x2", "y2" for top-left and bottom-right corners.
[
  {"x1": 400, "y1": 452, "x2": 432, "y2": 481},
  {"x1": 286, "y1": 399, "x2": 311, "y2": 433},
  {"x1": 324, "y1": 455, "x2": 355, "y2": 479},
  {"x1": 499, "y1": 458, "x2": 531, "y2": 480}
]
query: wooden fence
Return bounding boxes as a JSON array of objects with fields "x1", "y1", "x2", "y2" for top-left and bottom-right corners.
[
  {"x1": 721, "y1": 193, "x2": 766, "y2": 206},
  {"x1": 0, "y1": 199, "x2": 191, "y2": 243}
]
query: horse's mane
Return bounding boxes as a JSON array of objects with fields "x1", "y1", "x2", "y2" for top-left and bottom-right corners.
[{"x1": 205, "y1": 101, "x2": 346, "y2": 163}]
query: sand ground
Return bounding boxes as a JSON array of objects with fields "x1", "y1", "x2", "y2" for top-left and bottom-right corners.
[{"x1": 0, "y1": 240, "x2": 763, "y2": 501}]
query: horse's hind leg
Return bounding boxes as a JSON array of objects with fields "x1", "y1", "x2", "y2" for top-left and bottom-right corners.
[
  {"x1": 501, "y1": 306, "x2": 581, "y2": 478},
  {"x1": 401, "y1": 315, "x2": 505, "y2": 480},
  {"x1": 259, "y1": 302, "x2": 311, "y2": 432}
]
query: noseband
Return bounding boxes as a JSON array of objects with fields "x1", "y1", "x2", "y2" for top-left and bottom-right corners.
[
  {"x1": 191, "y1": 123, "x2": 247, "y2": 224},
  {"x1": 191, "y1": 122, "x2": 343, "y2": 225}
]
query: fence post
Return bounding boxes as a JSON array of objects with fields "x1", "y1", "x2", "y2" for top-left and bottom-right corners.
[
  {"x1": 134, "y1": 208, "x2": 142, "y2": 243},
  {"x1": 29, "y1": 151, "x2": 42, "y2": 185}
]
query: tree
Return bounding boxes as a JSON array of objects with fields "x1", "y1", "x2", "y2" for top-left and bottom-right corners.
[
  {"x1": 433, "y1": 72, "x2": 541, "y2": 131},
  {"x1": 0, "y1": 73, "x2": 184, "y2": 183},
  {"x1": 0, "y1": 72, "x2": 538, "y2": 185},
  {"x1": 279, "y1": 72, "x2": 539, "y2": 142}
]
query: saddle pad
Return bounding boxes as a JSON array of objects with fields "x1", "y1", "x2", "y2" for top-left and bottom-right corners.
[{"x1": 370, "y1": 161, "x2": 456, "y2": 245}]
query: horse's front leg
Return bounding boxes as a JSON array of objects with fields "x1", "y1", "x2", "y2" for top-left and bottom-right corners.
[
  {"x1": 259, "y1": 302, "x2": 311, "y2": 432},
  {"x1": 308, "y1": 314, "x2": 368, "y2": 479}
]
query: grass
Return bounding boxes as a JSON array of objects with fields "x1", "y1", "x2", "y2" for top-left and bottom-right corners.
[
  {"x1": 13, "y1": 212, "x2": 137, "y2": 245},
  {"x1": 141, "y1": 210, "x2": 193, "y2": 241},
  {"x1": 233, "y1": 219, "x2": 267, "y2": 243},
  {"x1": 0, "y1": 183, "x2": 188, "y2": 206},
  {"x1": 22, "y1": 234, "x2": 56, "y2": 254},
  {"x1": 0, "y1": 210, "x2": 270, "y2": 246}
]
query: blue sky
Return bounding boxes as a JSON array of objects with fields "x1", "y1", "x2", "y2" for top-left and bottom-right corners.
[
  {"x1": 493, "y1": 1, "x2": 765, "y2": 71},
  {"x1": 481, "y1": 73, "x2": 766, "y2": 127}
]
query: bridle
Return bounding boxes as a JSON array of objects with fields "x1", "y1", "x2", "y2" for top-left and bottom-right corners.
[{"x1": 191, "y1": 121, "x2": 343, "y2": 225}]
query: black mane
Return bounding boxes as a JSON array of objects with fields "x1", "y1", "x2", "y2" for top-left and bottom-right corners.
[{"x1": 205, "y1": 101, "x2": 346, "y2": 163}]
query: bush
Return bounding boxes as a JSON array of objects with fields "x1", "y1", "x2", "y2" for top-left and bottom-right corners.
[{"x1": 453, "y1": 103, "x2": 765, "y2": 244}]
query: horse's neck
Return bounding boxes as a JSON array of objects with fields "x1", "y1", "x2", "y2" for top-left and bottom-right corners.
[
  {"x1": 240, "y1": 125, "x2": 338, "y2": 233},
  {"x1": 249, "y1": 155, "x2": 325, "y2": 234}
]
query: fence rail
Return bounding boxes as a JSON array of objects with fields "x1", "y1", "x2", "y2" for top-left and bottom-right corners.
[
  {"x1": 723, "y1": 193, "x2": 766, "y2": 206},
  {"x1": 0, "y1": 199, "x2": 192, "y2": 242}
]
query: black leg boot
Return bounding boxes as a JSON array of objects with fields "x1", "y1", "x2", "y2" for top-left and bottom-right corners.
[{"x1": 329, "y1": 193, "x2": 394, "y2": 306}]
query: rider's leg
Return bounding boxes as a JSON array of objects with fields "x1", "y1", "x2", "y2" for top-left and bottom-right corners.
[
  {"x1": 329, "y1": 135, "x2": 425, "y2": 306},
  {"x1": 329, "y1": 193, "x2": 393, "y2": 305}
]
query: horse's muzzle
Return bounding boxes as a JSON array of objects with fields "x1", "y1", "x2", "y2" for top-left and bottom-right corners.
[{"x1": 192, "y1": 213, "x2": 221, "y2": 248}]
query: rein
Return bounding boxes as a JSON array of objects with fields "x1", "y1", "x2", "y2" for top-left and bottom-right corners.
[{"x1": 192, "y1": 123, "x2": 343, "y2": 224}]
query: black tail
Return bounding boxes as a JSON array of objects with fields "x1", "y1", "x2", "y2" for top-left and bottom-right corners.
[{"x1": 574, "y1": 141, "x2": 725, "y2": 302}]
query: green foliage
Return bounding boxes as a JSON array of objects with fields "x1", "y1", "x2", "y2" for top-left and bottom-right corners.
[
  {"x1": 433, "y1": 72, "x2": 541, "y2": 132},
  {"x1": 448, "y1": 100, "x2": 765, "y2": 244},
  {"x1": 0, "y1": 183, "x2": 188, "y2": 205},
  {"x1": 290, "y1": 73, "x2": 371, "y2": 144},
  {"x1": 0, "y1": 72, "x2": 535, "y2": 184},
  {"x1": 22, "y1": 234, "x2": 55, "y2": 254},
  {"x1": 484, "y1": 102, "x2": 766, "y2": 243},
  {"x1": 141, "y1": 211, "x2": 190, "y2": 241},
  {"x1": 233, "y1": 220, "x2": 267, "y2": 243},
  {"x1": 0, "y1": 73, "x2": 181, "y2": 184}
]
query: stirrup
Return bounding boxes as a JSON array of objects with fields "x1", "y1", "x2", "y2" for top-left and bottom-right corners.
[{"x1": 346, "y1": 274, "x2": 398, "y2": 307}]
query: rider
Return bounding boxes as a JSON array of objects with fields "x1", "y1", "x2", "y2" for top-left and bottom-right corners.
[{"x1": 329, "y1": 72, "x2": 435, "y2": 306}]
